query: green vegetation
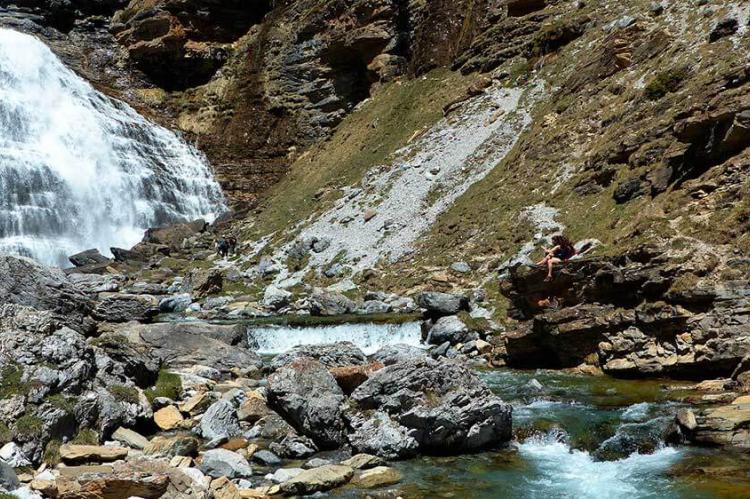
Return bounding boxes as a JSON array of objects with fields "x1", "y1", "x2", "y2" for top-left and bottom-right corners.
[
  {"x1": 0, "y1": 422, "x2": 11, "y2": 444},
  {"x1": 0, "y1": 362, "x2": 27, "y2": 398},
  {"x1": 43, "y1": 439, "x2": 62, "y2": 466},
  {"x1": 110, "y1": 384, "x2": 140, "y2": 405},
  {"x1": 645, "y1": 68, "x2": 689, "y2": 100},
  {"x1": 15, "y1": 414, "x2": 43, "y2": 438},
  {"x1": 47, "y1": 393, "x2": 75, "y2": 413},
  {"x1": 72, "y1": 428, "x2": 100, "y2": 445},
  {"x1": 145, "y1": 370, "x2": 182, "y2": 403}
]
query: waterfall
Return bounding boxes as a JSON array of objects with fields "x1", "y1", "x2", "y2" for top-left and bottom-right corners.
[
  {"x1": 247, "y1": 322, "x2": 424, "y2": 355},
  {"x1": 0, "y1": 29, "x2": 226, "y2": 267}
]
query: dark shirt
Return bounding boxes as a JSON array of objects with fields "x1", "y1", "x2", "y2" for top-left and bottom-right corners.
[{"x1": 553, "y1": 246, "x2": 576, "y2": 260}]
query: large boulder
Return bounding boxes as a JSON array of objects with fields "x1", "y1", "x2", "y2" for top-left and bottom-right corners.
[
  {"x1": 349, "y1": 358, "x2": 512, "y2": 457},
  {"x1": 267, "y1": 359, "x2": 347, "y2": 449},
  {"x1": 278, "y1": 464, "x2": 354, "y2": 496},
  {"x1": 309, "y1": 289, "x2": 357, "y2": 316},
  {"x1": 0, "y1": 255, "x2": 94, "y2": 333},
  {"x1": 68, "y1": 249, "x2": 112, "y2": 268},
  {"x1": 142, "y1": 220, "x2": 207, "y2": 250},
  {"x1": 199, "y1": 449, "x2": 252, "y2": 479},
  {"x1": 416, "y1": 292, "x2": 468, "y2": 317},
  {"x1": 93, "y1": 293, "x2": 160, "y2": 323},
  {"x1": 426, "y1": 315, "x2": 475, "y2": 345},
  {"x1": 199, "y1": 400, "x2": 241, "y2": 440},
  {"x1": 100, "y1": 322, "x2": 260, "y2": 375},
  {"x1": 270, "y1": 342, "x2": 367, "y2": 370}
]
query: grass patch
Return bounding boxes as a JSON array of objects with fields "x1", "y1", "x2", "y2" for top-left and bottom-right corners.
[
  {"x1": 111, "y1": 384, "x2": 140, "y2": 405},
  {"x1": 145, "y1": 370, "x2": 182, "y2": 403},
  {"x1": 47, "y1": 393, "x2": 76, "y2": 414},
  {"x1": 72, "y1": 428, "x2": 100, "y2": 445},
  {"x1": 43, "y1": 439, "x2": 62, "y2": 466},
  {"x1": 0, "y1": 422, "x2": 11, "y2": 444},
  {"x1": 644, "y1": 67, "x2": 689, "y2": 100},
  {"x1": 0, "y1": 362, "x2": 27, "y2": 398},
  {"x1": 15, "y1": 414, "x2": 43, "y2": 438}
]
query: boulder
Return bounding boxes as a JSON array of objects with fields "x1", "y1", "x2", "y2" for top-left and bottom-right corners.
[
  {"x1": 159, "y1": 294, "x2": 193, "y2": 313},
  {"x1": 199, "y1": 400, "x2": 241, "y2": 440},
  {"x1": 252, "y1": 449, "x2": 281, "y2": 466},
  {"x1": 143, "y1": 435, "x2": 199, "y2": 458},
  {"x1": 181, "y1": 268, "x2": 223, "y2": 298},
  {"x1": 267, "y1": 359, "x2": 348, "y2": 449},
  {"x1": 269, "y1": 434, "x2": 318, "y2": 459},
  {"x1": 278, "y1": 464, "x2": 354, "y2": 495},
  {"x1": 416, "y1": 292, "x2": 468, "y2": 317},
  {"x1": 270, "y1": 342, "x2": 367, "y2": 370},
  {"x1": 154, "y1": 406, "x2": 184, "y2": 430},
  {"x1": 0, "y1": 255, "x2": 94, "y2": 333},
  {"x1": 370, "y1": 344, "x2": 429, "y2": 366},
  {"x1": 263, "y1": 285, "x2": 293, "y2": 311},
  {"x1": 349, "y1": 358, "x2": 512, "y2": 456},
  {"x1": 309, "y1": 289, "x2": 357, "y2": 316},
  {"x1": 237, "y1": 392, "x2": 271, "y2": 424},
  {"x1": 112, "y1": 427, "x2": 149, "y2": 450},
  {"x1": 143, "y1": 220, "x2": 207, "y2": 249},
  {"x1": 93, "y1": 293, "x2": 159, "y2": 323},
  {"x1": 0, "y1": 460, "x2": 19, "y2": 492},
  {"x1": 346, "y1": 411, "x2": 419, "y2": 459},
  {"x1": 352, "y1": 466, "x2": 402, "y2": 488},
  {"x1": 199, "y1": 449, "x2": 253, "y2": 479},
  {"x1": 59, "y1": 444, "x2": 129, "y2": 464},
  {"x1": 357, "y1": 300, "x2": 392, "y2": 315},
  {"x1": 266, "y1": 467, "x2": 304, "y2": 484},
  {"x1": 426, "y1": 315, "x2": 474, "y2": 345},
  {"x1": 69, "y1": 249, "x2": 112, "y2": 267},
  {"x1": 340, "y1": 453, "x2": 385, "y2": 470}
]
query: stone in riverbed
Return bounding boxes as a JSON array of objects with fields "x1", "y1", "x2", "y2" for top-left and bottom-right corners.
[
  {"x1": 370, "y1": 344, "x2": 429, "y2": 366},
  {"x1": 143, "y1": 435, "x2": 199, "y2": 457},
  {"x1": 340, "y1": 453, "x2": 385, "y2": 470},
  {"x1": 154, "y1": 406, "x2": 184, "y2": 430},
  {"x1": 267, "y1": 358, "x2": 347, "y2": 449},
  {"x1": 416, "y1": 291, "x2": 468, "y2": 317},
  {"x1": 252, "y1": 449, "x2": 281, "y2": 466},
  {"x1": 266, "y1": 467, "x2": 304, "y2": 484},
  {"x1": 309, "y1": 289, "x2": 357, "y2": 316},
  {"x1": 269, "y1": 434, "x2": 318, "y2": 459},
  {"x1": 426, "y1": 315, "x2": 475, "y2": 345},
  {"x1": 112, "y1": 427, "x2": 149, "y2": 450},
  {"x1": 353, "y1": 466, "x2": 402, "y2": 488},
  {"x1": 330, "y1": 362, "x2": 384, "y2": 394},
  {"x1": 278, "y1": 464, "x2": 354, "y2": 495},
  {"x1": 200, "y1": 400, "x2": 242, "y2": 440},
  {"x1": 200, "y1": 449, "x2": 253, "y2": 479},
  {"x1": 263, "y1": 285, "x2": 293, "y2": 311}
]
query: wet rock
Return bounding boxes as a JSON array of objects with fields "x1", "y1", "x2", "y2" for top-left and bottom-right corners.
[
  {"x1": 352, "y1": 466, "x2": 402, "y2": 488},
  {"x1": 371, "y1": 344, "x2": 429, "y2": 366},
  {"x1": 340, "y1": 453, "x2": 385, "y2": 470},
  {"x1": 200, "y1": 400, "x2": 241, "y2": 440},
  {"x1": 347, "y1": 411, "x2": 419, "y2": 459},
  {"x1": 350, "y1": 358, "x2": 512, "y2": 456},
  {"x1": 303, "y1": 458, "x2": 332, "y2": 469},
  {"x1": 309, "y1": 289, "x2": 357, "y2": 316},
  {"x1": 269, "y1": 434, "x2": 318, "y2": 459},
  {"x1": 278, "y1": 464, "x2": 354, "y2": 495},
  {"x1": 237, "y1": 392, "x2": 271, "y2": 424},
  {"x1": 266, "y1": 467, "x2": 304, "y2": 484},
  {"x1": 69, "y1": 248, "x2": 111, "y2": 267},
  {"x1": 270, "y1": 342, "x2": 367, "y2": 370},
  {"x1": 357, "y1": 300, "x2": 392, "y2": 315},
  {"x1": 416, "y1": 292, "x2": 468, "y2": 317},
  {"x1": 158, "y1": 293, "x2": 192, "y2": 313},
  {"x1": 267, "y1": 358, "x2": 348, "y2": 449},
  {"x1": 252, "y1": 449, "x2": 281, "y2": 466},
  {"x1": 200, "y1": 448, "x2": 253, "y2": 479},
  {"x1": 59, "y1": 444, "x2": 129, "y2": 464}
]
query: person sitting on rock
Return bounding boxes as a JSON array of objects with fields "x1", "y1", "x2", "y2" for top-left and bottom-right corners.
[{"x1": 537, "y1": 234, "x2": 577, "y2": 281}]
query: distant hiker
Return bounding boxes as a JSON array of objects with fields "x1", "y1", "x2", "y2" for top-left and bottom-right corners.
[
  {"x1": 216, "y1": 238, "x2": 229, "y2": 258},
  {"x1": 226, "y1": 236, "x2": 237, "y2": 255},
  {"x1": 537, "y1": 234, "x2": 577, "y2": 282}
]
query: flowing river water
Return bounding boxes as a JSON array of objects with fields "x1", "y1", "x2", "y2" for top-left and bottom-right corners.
[{"x1": 246, "y1": 320, "x2": 750, "y2": 498}]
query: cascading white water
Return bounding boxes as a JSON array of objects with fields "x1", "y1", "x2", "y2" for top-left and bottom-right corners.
[
  {"x1": 247, "y1": 321, "x2": 424, "y2": 355},
  {"x1": 0, "y1": 29, "x2": 226, "y2": 267}
]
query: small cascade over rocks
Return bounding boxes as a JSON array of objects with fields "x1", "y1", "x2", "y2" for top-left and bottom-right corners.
[
  {"x1": 247, "y1": 321, "x2": 423, "y2": 355},
  {"x1": 0, "y1": 28, "x2": 225, "y2": 267}
]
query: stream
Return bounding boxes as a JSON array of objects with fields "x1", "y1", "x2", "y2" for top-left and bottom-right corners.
[{"x1": 245, "y1": 320, "x2": 750, "y2": 498}]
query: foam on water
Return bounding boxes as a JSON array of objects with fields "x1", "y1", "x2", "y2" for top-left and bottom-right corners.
[
  {"x1": 519, "y1": 432, "x2": 683, "y2": 499},
  {"x1": 0, "y1": 29, "x2": 226, "y2": 266},
  {"x1": 247, "y1": 321, "x2": 423, "y2": 355}
]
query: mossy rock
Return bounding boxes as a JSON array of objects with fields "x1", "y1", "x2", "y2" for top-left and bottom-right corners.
[{"x1": 145, "y1": 370, "x2": 183, "y2": 404}]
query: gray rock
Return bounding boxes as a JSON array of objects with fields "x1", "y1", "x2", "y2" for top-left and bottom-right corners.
[
  {"x1": 267, "y1": 359, "x2": 347, "y2": 449},
  {"x1": 0, "y1": 255, "x2": 94, "y2": 333},
  {"x1": 349, "y1": 358, "x2": 512, "y2": 456},
  {"x1": 279, "y1": 464, "x2": 354, "y2": 496},
  {"x1": 324, "y1": 263, "x2": 347, "y2": 278},
  {"x1": 312, "y1": 238, "x2": 331, "y2": 253},
  {"x1": 199, "y1": 448, "x2": 253, "y2": 479},
  {"x1": 450, "y1": 262, "x2": 472, "y2": 274},
  {"x1": 309, "y1": 289, "x2": 357, "y2": 316},
  {"x1": 266, "y1": 467, "x2": 304, "y2": 484},
  {"x1": 416, "y1": 292, "x2": 468, "y2": 316},
  {"x1": 263, "y1": 285, "x2": 293, "y2": 311},
  {"x1": 427, "y1": 315, "x2": 473, "y2": 345},
  {"x1": 199, "y1": 400, "x2": 241, "y2": 440},
  {"x1": 93, "y1": 293, "x2": 159, "y2": 323},
  {"x1": 0, "y1": 459, "x2": 19, "y2": 491},
  {"x1": 204, "y1": 296, "x2": 233, "y2": 310},
  {"x1": 431, "y1": 341, "x2": 451, "y2": 357},
  {"x1": 303, "y1": 458, "x2": 332, "y2": 469},
  {"x1": 269, "y1": 433, "x2": 318, "y2": 459},
  {"x1": 370, "y1": 344, "x2": 429, "y2": 366},
  {"x1": 252, "y1": 449, "x2": 281, "y2": 466},
  {"x1": 68, "y1": 248, "x2": 111, "y2": 267},
  {"x1": 159, "y1": 293, "x2": 192, "y2": 313},
  {"x1": 357, "y1": 300, "x2": 392, "y2": 315},
  {"x1": 270, "y1": 342, "x2": 367, "y2": 370}
]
